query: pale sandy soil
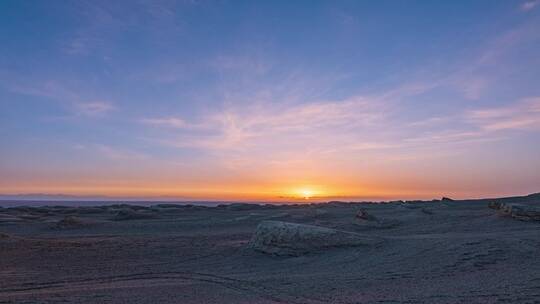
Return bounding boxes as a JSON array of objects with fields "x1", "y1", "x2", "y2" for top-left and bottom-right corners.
[{"x1": 0, "y1": 194, "x2": 539, "y2": 303}]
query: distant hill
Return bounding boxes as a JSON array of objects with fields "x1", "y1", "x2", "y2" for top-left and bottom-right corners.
[
  {"x1": 0, "y1": 193, "x2": 190, "y2": 201},
  {"x1": 0, "y1": 193, "x2": 114, "y2": 201}
]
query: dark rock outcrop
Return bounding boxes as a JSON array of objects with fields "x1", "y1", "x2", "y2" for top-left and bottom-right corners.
[
  {"x1": 488, "y1": 201, "x2": 504, "y2": 210},
  {"x1": 54, "y1": 216, "x2": 90, "y2": 229},
  {"x1": 112, "y1": 209, "x2": 157, "y2": 221},
  {"x1": 354, "y1": 209, "x2": 400, "y2": 229},
  {"x1": 356, "y1": 209, "x2": 377, "y2": 221},
  {"x1": 489, "y1": 202, "x2": 540, "y2": 221},
  {"x1": 226, "y1": 203, "x2": 261, "y2": 211}
]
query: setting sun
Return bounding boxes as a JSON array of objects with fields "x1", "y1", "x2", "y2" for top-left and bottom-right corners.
[
  {"x1": 301, "y1": 189, "x2": 313, "y2": 199},
  {"x1": 293, "y1": 187, "x2": 319, "y2": 200}
]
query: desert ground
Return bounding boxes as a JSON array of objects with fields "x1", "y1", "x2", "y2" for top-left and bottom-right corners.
[{"x1": 1, "y1": 194, "x2": 539, "y2": 303}]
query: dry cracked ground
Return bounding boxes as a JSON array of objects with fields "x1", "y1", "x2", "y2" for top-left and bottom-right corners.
[{"x1": 1, "y1": 194, "x2": 539, "y2": 303}]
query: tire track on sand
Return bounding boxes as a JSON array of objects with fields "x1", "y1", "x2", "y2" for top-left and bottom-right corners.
[{"x1": 0, "y1": 271, "x2": 325, "y2": 304}]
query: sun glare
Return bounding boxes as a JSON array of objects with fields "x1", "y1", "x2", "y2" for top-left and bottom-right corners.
[{"x1": 297, "y1": 188, "x2": 315, "y2": 200}]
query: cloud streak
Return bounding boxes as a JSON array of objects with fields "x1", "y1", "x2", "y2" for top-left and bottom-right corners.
[
  {"x1": 74, "y1": 143, "x2": 149, "y2": 161},
  {"x1": 6, "y1": 80, "x2": 115, "y2": 117},
  {"x1": 141, "y1": 117, "x2": 195, "y2": 129},
  {"x1": 143, "y1": 95, "x2": 389, "y2": 152},
  {"x1": 467, "y1": 97, "x2": 540, "y2": 131},
  {"x1": 521, "y1": 0, "x2": 540, "y2": 11}
]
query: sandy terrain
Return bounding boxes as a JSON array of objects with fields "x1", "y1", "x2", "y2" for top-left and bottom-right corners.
[{"x1": 1, "y1": 194, "x2": 539, "y2": 303}]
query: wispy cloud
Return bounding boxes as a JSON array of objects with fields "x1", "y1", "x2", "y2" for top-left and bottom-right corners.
[
  {"x1": 143, "y1": 86, "x2": 540, "y2": 163},
  {"x1": 437, "y1": 18, "x2": 540, "y2": 100},
  {"x1": 139, "y1": 20, "x2": 540, "y2": 174},
  {"x1": 404, "y1": 130, "x2": 493, "y2": 145},
  {"x1": 76, "y1": 101, "x2": 115, "y2": 116},
  {"x1": 74, "y1": 143, "x2": 148, "y2": 161},
  {"x1": 455, "y1": 77, "x2": 488, "y2": 100},
  {"x1": 407, "y1": 116, "x2": 451, "y2": 128},
  {"x1": 520, "y1": 0, "x2": 540, "y2": 11},
  {"x1": 141, "y1": 117, "x2": 194, "y2": 129},
  {"x1": 466, "y1": 97, "x2": 540, "y2": 131},
  {"x1": 10, "y1": 81, "x2": 79, "y2": 101},
  {"x1": 63, "y1": 1, "x2": 186, "y2": 55},
  {"x1": 6, "y1": 80, "x2": 115, "y2": 117},
  {"x1": 211, "y1": 53, "x2": 271, "y2": 76},
  {"x1": 404, "y1": 98, "x2": 540, "y2": 146},
  {"x1": 144, "y1": 95, "x2": 389, "y2": 152},
  {"x1": 96, "y1": 144, "x2": 148, "y2": 160}
]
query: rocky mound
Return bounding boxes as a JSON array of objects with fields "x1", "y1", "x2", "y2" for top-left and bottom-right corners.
[
  {"x1": 248, "y1": 220, "x2": 382, "y2": 256},
  {"x1": 489, "y1": 202, "x2": 540, "y2": 221},
  {"x1": 225, "y1": 203, "x2": 262, "y2": 211},
  {"x1": 76, "y1": 207, "x2": 106, "y2": 214},
  {"x1": 354, "y1": 209, "x2": 400, "y2": 229},
  {"x1": 53, "y1": 216, "x2": 91, "y2": 229},
  {"x1": 112, "y1": 209, "x2": 157, "y2": 221},
  {"x1": 356, "y1": 209, "x2": 377, "y2": 221},
  {"x1": 488, "y1": 201, "x2": 504, "y2": 210}
]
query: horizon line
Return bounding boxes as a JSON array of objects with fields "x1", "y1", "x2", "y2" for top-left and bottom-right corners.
[{"x1": 0, "y1": 192, "x2": 538, "y2": 203}]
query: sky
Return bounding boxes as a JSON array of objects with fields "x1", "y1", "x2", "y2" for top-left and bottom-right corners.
[{"x1": 1, "y1": 0, "x2": 540, "y2": 201}]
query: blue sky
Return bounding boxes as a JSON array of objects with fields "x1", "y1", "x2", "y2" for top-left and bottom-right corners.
[{"x1": 1, "y1": 0, "x2": 539, "y2": 200}]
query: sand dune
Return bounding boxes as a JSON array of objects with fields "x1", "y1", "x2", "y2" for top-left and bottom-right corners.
[{"x1": 0, "y1": 194, "x2": 539, "y2": 303}]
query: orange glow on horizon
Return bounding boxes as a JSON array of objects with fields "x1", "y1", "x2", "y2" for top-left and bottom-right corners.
[{"x1": 0, "y1": 178, "x2": 527, "y2": 202}]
